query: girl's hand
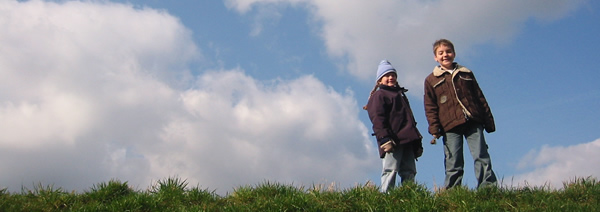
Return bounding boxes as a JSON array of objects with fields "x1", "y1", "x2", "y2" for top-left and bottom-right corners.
[{"x1": 380, "y1": 139, "x2": 395, "y2": 152}]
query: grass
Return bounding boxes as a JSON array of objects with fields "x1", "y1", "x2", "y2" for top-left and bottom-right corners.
[{"x1": 0, "y1": 177, "x2": 598, "y2": 211}]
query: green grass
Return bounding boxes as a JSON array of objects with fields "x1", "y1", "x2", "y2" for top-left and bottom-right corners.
[{"x1": 0, "y1": 177, "x2": 599, "y2": 211}]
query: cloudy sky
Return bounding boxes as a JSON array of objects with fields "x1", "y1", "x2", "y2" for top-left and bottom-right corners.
[{"x1": 1, "y1": 0, "x2": 598, "y2": 194}]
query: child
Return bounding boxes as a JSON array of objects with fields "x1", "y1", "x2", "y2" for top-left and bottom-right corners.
[
  {"x1": 364, "y1": 60, "x2": 423, "y2": 193},
  {"x1": 424, "y1": 39, "x2": 498, "y2": 189}
]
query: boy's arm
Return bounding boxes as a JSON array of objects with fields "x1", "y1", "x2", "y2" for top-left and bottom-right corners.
[
  {"x1": 424, "y1": 79, "x2": 442, "y2": 136},
  {"x1": 471, "y1": 75, "x2": 495, "y2": 133}
]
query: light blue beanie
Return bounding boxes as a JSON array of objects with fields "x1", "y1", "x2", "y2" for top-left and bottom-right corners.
[{"x1": 376, "y1": 59, "x2": 396, "y2": 82}]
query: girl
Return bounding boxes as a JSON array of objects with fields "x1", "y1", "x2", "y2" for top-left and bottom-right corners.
[{"x1": 364, "y1": 60, "x2": 423, "y2": 193}]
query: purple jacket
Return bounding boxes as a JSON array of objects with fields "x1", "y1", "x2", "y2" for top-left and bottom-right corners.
[{"x1": 367, "y1": 85, "x2": 423, "y2": 158}]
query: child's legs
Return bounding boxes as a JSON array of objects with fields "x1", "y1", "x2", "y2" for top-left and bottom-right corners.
[
  {"x1": 443, "y1": 131, "x2": 465, "y2": 189},
  {"x1": 465, "y1": 123, "x2": 498, "y2": 188},
  {"x1": 380, "y1": 149, "x2": 403, "y2": 192},
  {"x1": 399, "y1": 145, "x2": 416, "y2": 184}
]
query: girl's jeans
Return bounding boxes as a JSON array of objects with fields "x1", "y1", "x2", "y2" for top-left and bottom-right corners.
[
  {"x1": 443, "y1": 121, "x2": 497, "y2": 189},
  {"x1": 380, "y1": 143, "x2": 416, "y2": 193}
]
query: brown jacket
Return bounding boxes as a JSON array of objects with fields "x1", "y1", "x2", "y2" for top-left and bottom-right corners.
[
  {"x1": 424, "y1": 64, "x2": 495, "y2": 135},
  {"x1": 367, "y1": 85, "x2": 422, "y2": 158}
]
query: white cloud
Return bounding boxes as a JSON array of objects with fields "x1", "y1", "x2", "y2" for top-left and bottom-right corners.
[
  {"x1": 511, "y1": 138, "x2": 600, "y2": 188},
  {"x1": 152, "y1": 70, "x2": 377, "y2": 192},
  {"x1": 0, "y1": 0, "x2": 377, "y2": 194},
  {"x1": 225, "y1": 0, "x2": 588, "y2": 91}
]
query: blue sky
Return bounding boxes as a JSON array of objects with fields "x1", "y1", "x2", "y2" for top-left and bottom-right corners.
[{"x1": 1, "y1": 0, "x2": 599, "y2": 194}]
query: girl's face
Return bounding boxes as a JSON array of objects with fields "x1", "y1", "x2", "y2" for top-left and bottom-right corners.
[
  {"x1": 434, "y1": 44, "x2": 456, "y2": 70},
  {"x1": 378, "y1": 72, "x2": 397, "y2": 87}
]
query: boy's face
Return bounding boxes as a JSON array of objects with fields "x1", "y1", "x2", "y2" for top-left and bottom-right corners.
[
  {"x1": 434, "y1": 44, "x2": 455, "y2": 70},
  {"x1": 378, "y1": 72, "x2": 397, "y2": 87}
]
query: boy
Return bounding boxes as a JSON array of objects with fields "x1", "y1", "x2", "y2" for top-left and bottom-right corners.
[
  {"x1": 424, "y1": 39, "x2": 498, "y2": 189},
  {"x1": 365, "y1": 60, "x2": 423, "y2": 192}
]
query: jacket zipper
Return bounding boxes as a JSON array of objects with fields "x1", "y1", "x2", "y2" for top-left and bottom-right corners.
[{"x1": 451, "y1": 69, "x2": 472, "y2": 120}]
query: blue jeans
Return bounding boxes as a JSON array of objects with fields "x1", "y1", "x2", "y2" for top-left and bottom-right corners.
[
  {"x1": 443, "y1": 122, "x2": 497, "y2": 189},
  {"x1": 380, "y1": 143, "x2": 416, "y2": 193}
]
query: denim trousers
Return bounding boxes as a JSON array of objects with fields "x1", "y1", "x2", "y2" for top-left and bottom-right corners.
[
  {"x1": 380, "y1": 143, "x2": 416, "y2": 193},
  {"x1": 443, "y1": 122, "x2": 497, "y2": 189}
]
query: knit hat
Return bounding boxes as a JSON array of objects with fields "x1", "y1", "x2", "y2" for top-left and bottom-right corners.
[{"x1": 376, "y1": 60, "x2": 397, "y2": 82}]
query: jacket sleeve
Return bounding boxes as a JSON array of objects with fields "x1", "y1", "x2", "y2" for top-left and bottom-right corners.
[
  {"x1": 366, "y1": 92, "x2": 392, "y2": 145},
  {"x1": 424, "y1": 78, "x2": 442, "y2": 135},
  {"x1": 471, "y1": 75, "x2": 495, "y2": 133}
]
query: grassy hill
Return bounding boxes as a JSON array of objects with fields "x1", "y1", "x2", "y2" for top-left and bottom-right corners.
[{"x1": 1, "y1": 177, "x2": 598, "y2": 211}]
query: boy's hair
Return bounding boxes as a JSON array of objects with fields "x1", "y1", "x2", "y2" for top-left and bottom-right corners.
[{"x1": 432, "y1": 39, "x2": 455, "y2": 55}]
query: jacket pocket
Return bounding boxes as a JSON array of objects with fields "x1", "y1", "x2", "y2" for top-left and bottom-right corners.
[
  {"x1": 458, "y1": 75, "x2": 473, "y2": 81},
  {"x1": 433, "y1": 78, "x2": 445, "y2": 88}
]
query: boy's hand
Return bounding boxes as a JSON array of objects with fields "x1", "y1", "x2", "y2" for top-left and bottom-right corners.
[
  {"x1": 430, "y1": 134, "x2": 441, "y2": 144},
  {"x1": 380, "y1": 139, "x2": 395, "y2": 152}
]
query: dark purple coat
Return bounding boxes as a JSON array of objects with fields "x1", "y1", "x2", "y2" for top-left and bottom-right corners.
[{"x1": 367, "y1": 85, "x2": 423, "y2": 158}]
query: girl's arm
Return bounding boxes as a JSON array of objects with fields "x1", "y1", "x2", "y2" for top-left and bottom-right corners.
[{"x1": 367, "y1": 92, "x2": 392, "y2": 146}]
